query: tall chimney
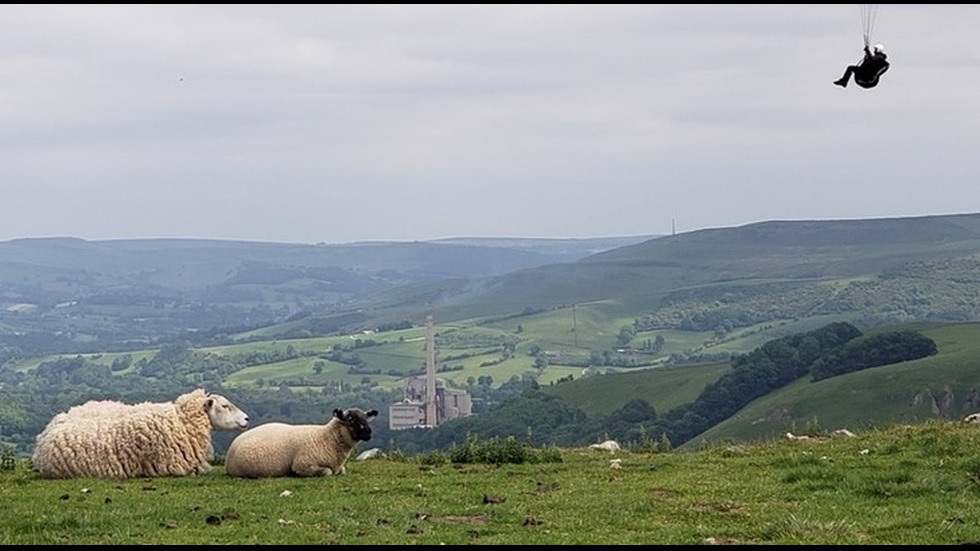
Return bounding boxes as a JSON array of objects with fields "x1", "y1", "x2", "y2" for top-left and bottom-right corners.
[{"x1": 425, "y1": 315, "x2": 437, "y2": 426}]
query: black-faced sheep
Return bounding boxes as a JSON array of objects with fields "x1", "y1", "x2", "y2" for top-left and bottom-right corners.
[
  {"x1": 31, "y1": 389, "x2": 250, "y2": 479},
  {"x1": 224, "y1": 407, "x2": 378, "y2": 478}
]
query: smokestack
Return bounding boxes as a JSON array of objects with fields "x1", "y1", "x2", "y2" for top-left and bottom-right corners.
[{"x1": 425, "y1": 315, "x2": 437, "y2": 426}]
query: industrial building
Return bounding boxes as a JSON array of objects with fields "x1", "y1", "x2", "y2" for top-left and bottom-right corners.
[{"x1": 388, "y1": 316, "x2": 472, "y2": 430}]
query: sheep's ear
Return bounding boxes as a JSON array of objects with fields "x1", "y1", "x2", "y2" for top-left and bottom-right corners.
[
  {"x1": 205, "y1": 397, "x2": 214, "y2": 410},
  {"x1": 367, "y1": 409, "x2": 379, "y2": 418},
  {"x1": 333, "y1": 408, "x2": 344, "y2": 419}
]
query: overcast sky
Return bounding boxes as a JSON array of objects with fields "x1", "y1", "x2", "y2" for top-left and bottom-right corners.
[{"x1": 2, "y1": 5, "x2": 978, "y2": 244}]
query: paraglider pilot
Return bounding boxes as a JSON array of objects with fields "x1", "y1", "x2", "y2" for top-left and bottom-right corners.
[{"x1": 834, "y1": 43, "x2": 889, "y2": 89}]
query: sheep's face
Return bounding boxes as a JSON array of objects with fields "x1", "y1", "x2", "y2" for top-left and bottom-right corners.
[
  {"x1": 206, "y1": 394, "x2": 250, "y2": 430},
  {"x1": 335, "y1": 408, "x2": 379, "y2": 441}
]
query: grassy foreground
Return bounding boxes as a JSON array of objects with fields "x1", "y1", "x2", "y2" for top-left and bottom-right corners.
[{"x1": 4, "y1": 421, "x2": 980, "y2": 544}]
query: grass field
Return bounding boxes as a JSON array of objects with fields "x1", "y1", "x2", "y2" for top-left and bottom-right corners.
[
  {"x1": 4, "y1": 421, "x2": 980, "y2": 544},
  {"x1": 544, "y1": 361, "x2": 731, "y2": 417}
]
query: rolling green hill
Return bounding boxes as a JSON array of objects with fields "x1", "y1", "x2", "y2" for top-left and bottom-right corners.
[
  {"x1": 527, "y1": 321, "x2": 980, "y2": 451},
  {"x1": 279, "y1": 213, "x2": 980, "y2": 343},
  {"x1": 544, "y1": 361, "x2": 730, "y2": 417},
  {"x1": 682, "y1": 322, "x2": 980, "y2": 449}
]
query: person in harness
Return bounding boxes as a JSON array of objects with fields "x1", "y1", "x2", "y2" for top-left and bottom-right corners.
[{"x1": 834, "y1": 43, "x2": 889, "y2": 89}]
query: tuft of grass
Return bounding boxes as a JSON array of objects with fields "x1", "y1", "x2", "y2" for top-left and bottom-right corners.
[
  {"x1": 1, "y1": 445, "x2": 16, "y2": 471},
  {"x1": 764, "y1": 513, "x2": 861, "y2": 545},
  {"x1": 447, "y1": 434, "x2": 563, "y2": 465}
]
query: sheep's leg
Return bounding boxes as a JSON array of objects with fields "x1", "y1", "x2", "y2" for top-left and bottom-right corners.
[{"x1": 293, "y1": 462, "x2": 337, "y2": 477}]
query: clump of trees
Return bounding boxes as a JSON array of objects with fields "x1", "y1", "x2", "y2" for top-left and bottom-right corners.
[{"x1": 810, "y1": 329, "x2": 938, "y2": 381}]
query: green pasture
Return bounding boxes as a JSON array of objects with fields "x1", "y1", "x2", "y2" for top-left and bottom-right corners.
[
  {"x1": 5, "y1": 421, "x2": 980, "y2": 544},
  {"x1": 8, "y1": 350, "x2": 156, "y2": 374},
  {"x1": 222, "y1": 357, "x2": 379, "y2": 388},
  {"x1": 544, "y1": 361, "x2": 730, "y2": 417},
  {"x1": 203, "y1": 336, "x2": 337, "y2": 357}
]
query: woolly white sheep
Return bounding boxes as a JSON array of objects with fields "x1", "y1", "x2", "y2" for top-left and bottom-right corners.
[
  {"x1": 31, "y1": 389, "x2": 250, "y2": 479},
  {"x1": 964, "y1": 413, "x2": 980, "y2": 423},
  {"x1": 589, "y1": 440, "x2": 621, "y2": 453},
  {"x1": 225, "y1": 407, "x2": 379, "y2": 478}
]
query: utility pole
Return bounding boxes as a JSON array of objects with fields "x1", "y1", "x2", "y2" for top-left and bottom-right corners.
[{"x1": 572, "y1": 304, "x2": 578, "y2": 347}]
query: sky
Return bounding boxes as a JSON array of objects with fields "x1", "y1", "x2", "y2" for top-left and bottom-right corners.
[{"x1": 2, "y1": 4, "x2": 979, "y2": 244}]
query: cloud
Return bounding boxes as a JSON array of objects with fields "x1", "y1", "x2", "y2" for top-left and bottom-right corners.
[{"x1": 1, "y1": 5, "x2": 979, "y2": 243}]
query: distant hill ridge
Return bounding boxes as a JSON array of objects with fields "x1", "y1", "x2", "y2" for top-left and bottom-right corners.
[
  {"x1": 338, "y1": 212, "x2": 980, "y2": 333},
  {"x1": 589, "y1": 213, "x2": 980, "y2": 263},
  {"x1": 0, "y1": 233, "x2": 654, "y2": 353},
  {"x1": 4, "y1": 213, "x2": 980, "y2": 355}
]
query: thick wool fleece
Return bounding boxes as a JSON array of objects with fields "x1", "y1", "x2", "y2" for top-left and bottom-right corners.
[{"x1": 32, "y1": 389, "x2": 216, "y2": 479}]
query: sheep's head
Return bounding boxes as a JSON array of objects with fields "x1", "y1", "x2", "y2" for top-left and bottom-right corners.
[
  {"x1": 334, "y1": 408, "x2": 379, "y2": 441},
  {"x1": 205, "y1": 393, "x2": 250, "y2": 431}
]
